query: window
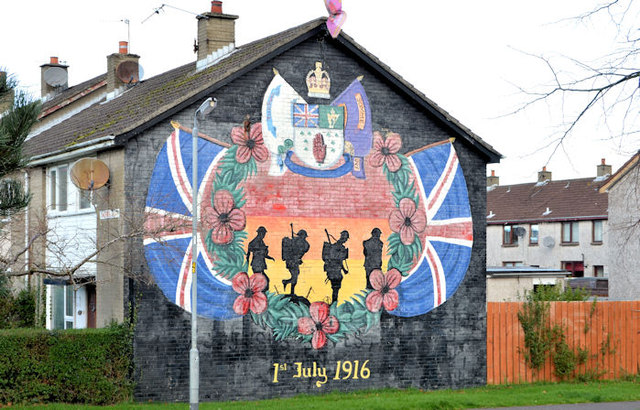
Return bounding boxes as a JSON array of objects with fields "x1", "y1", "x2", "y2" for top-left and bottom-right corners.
[
  {"x1": 593, "y1": 265, "x2": 606, "y2": 277},
  {"x1": 49, "y1": 166, "x2": 68, "y2": 212},
  {"x1": 48, "y1": 162, "x2": 93, "y2": 213},
  {"x1": 561, "y1": 221, "x2": 579, "y2": 244},
  {"x1": 503, "y1": 225, "x2": 518, "y2": 245},
  {"x1": 502, "y1": 261, "x2": 523, "y2": 267},
  {"x1": 533, "y1": 284, "x2": 554, "y2": 294},
  {"x1": 529, "y1": 224, "x2": 539, "y2": 245},
  {"x1": 592, "y1": 220, "x2": 603, "y2": 244}
]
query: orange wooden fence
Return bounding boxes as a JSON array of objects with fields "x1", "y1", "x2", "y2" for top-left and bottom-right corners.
[{"x1": 487, "y1": 301, "x2": 640, "y2": 384}]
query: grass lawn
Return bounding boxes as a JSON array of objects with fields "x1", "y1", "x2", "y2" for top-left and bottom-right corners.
[{"x1": 23, "y1": 379, "x2": 640, "y2": 409}]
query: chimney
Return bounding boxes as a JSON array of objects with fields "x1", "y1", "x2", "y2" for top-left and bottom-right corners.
[
  {"x1": 196, "y1": 1, "x2": 238, "y2": 67},
  {"x1": 538, "y1": 166, "x2": 552, "y2": 182},
  {"x1": 40, "y1": 56, "x2": 69, "y2": 98},
  {"x1": 0, "y1": 71, "x2": 14, "y2": 113},
  {"x1": 106, "y1": 41, "x2": 140, "y2": 98},
  {"x1": 487, "y1": 170, "x2": 499, "y2": 186},
  {"x1": 597, "y1": 158, "x2": 612, "y2": 177}
]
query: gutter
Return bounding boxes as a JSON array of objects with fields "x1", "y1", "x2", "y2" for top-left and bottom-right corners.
[
  {"x1": 487, "y1": 215, "x2": 608, "y2": 225},
  {"x1": 28, "y1": 136, "x2": 116, "y2": 167}
]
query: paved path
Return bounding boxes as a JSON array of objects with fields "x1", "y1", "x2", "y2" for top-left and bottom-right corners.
[{"x1": 473, "y1": 401, "x2": 640, "y2": 410}]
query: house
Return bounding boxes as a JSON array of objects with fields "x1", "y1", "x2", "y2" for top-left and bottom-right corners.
[
  {"x1": 486, "y1": 266, "x2": 570, "y2": 301},
  {"x1": 19, "y1": 1, "x2": 501, "y2": 400},
  {"x1": 486, "y1": 162, "x2": 610, "y2": 283},
  {"x1": 598, "y1": 152, "x2": 640, "y2": 300}
]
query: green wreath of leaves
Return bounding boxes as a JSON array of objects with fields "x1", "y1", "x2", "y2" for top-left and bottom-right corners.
[
  {"x1": 382, "y1": 151, "x2": 424, "y2": 276},
  {"x1": 209, "y1": 129, "x2": 387, "y2": 348}
]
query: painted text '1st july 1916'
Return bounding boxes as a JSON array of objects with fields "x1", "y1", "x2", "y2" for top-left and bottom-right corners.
[{"x1": 272, "y1": 360, "x2": 370, "y2": 388}]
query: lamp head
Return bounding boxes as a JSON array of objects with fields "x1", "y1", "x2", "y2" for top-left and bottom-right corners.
[{"x1": 196, "y1": 97, "x2": 217, "y2": 119}]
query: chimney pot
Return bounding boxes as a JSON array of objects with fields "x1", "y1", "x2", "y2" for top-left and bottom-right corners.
[
  {"x1": 597, "y1": 158, "x2": 612, "y2": 177},
  {"x1": 50, "y1": 56, "x2": 59, "y2": 64},
  {"x1": 538, "y1": 166, "x2": 552, "y2": 182},
  {"x1": 196, "y1": 2, "x2": 237, "y2": 64},
  {"x1": 211, "y1": 1, "x2": 223, "y2": 13},
  {"x1": 119, "y1": 41, "x2": 128, "y2": 54},
  {"x1": 487, "y1": 170, "x2": 499, "y2": 186}
]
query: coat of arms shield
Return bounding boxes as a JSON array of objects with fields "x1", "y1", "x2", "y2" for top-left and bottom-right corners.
[{"x1": 291, "y1": 103, "x2": 344, "y2": 169}]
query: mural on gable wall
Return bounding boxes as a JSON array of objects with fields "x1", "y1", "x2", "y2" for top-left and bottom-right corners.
[{"x1": 144, "y1": 63, "x2": 473, "y2": 350}]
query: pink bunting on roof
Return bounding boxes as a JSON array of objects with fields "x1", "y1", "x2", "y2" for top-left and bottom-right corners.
[{"x1": 325, "y1": 0, "x2": 347, "y2": 38}]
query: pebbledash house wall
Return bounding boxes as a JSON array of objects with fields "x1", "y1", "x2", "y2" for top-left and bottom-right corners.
[{"x1": 127, "y1": 36, "x2": 489, "y2": 401}]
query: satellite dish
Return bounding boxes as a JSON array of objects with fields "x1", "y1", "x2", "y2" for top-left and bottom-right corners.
[
  {"x1": 514, "y1": 227, "x2": 526, "y2": 237},
  {"x1": 44, "y1": 67, "x2": 68, "y2": 87},
  {"x1": 542, "y1": 236, "x2": 555, "y2": 248},
  {"x1": 70, "y1": 158, "x2": 110, "y2": 190},
  {"x1": 116, "y1": 60, "x2": 140, "y2": 84}
]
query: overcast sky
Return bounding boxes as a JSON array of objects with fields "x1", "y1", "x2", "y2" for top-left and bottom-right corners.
[{"x1": 2, "y1": 0, "x2": 637, "y2": 185}]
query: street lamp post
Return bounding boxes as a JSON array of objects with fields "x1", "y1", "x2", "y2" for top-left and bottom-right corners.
[{"x1": 190, "y1": 97, "x2": 217, "y2": 410}]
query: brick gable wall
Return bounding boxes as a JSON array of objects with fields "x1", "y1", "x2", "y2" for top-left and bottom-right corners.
[{"x1": 125, "y1": 37, "x2": 488, "y2": 402}]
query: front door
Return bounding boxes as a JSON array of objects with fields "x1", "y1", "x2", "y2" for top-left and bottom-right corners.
[{"x1": 86, "y1": 284, "x2": 96, "y2": 328}]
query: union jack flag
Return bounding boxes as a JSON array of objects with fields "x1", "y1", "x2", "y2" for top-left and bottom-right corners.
[
  {"x1": 390, "y1": 140, "x2": 473, "y2": 317},
  {"x1": 292, "y1": 103, "x2": 319, "y2": 128},
  {"x1": 144, "y1": 126, "x2": 237, "y2": 320}
]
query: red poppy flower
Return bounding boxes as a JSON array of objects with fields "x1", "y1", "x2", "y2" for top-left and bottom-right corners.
[
  {"x1": 231, "y1": 122, "x2": 269, "y2": 164},
  {"x1": 389, "y1": 197, "x2": 426, "y2": 245},
  {"x1": 366, "y1": 268, "x2": 401, "y2": 312},
  {"x1": 203, "y1": 190, "x2": 246, "y2": 245},
  {"x1": 369, "y1": 131, "x2": 402, "y2": 172},
  {"x1": 231, "y1": 272, "x2": 268, "y2": 315},
  {"x1": 297, "y1": 302, "x2": 340, "y2": 349}
]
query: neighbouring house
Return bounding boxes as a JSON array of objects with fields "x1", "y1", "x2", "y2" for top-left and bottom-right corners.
[
  {"x1": 486, "y1": 266, "x2": 571, "y2": 301},
  {"x1": 598, "y1": 151, "x2": 640, "y2": 300},
  {"x1": 18, "y1": 1, "x2": 501, "y2": 401},
  {"x1": 20, "y1": 57, "x2": 111, "y2": 330},
  {"x1": 486, "y1": 162, "x2": 610, "y2": 290}
]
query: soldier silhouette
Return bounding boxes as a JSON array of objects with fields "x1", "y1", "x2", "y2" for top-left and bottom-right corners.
[
  {"x1": 246, "y1": 226, "x2": 275, "y2": 289},
  {"x1": 281, "y1": 225, "x2": 310, "y2": 296},
  {"x1": 363, "y1": 228, "x2": 383, "y2": 289},
  {"x1": 322, "y1": 230, "x2": 349, "y2": 304}
]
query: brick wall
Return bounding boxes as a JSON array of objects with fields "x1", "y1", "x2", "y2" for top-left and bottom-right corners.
[{"x1": 127, "y1": 36, "x2": 488, "y2": 402}]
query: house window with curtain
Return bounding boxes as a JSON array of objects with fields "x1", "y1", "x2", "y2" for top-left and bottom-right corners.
[
  {"x1": 529, "y1": 224, "x2": 539, "y2": 245},
  {"x1": 561, "y1": 221, "x2": 579, "y2": 244},
  {"x1": 48, "y1": 162, "x2": 93, "y2": 214},
  {"x1": 592, "y1": 220, "x2": 603, "y2": 244},
  {"x1": 503, "y1": 225, "x2": 518, "y2": 246}
]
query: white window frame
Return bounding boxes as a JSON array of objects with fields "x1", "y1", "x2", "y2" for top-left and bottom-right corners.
[
  {"x1": 47, "y1": 283, "x2": 88, "y2": 330},
  {"x1": 47, "y1": 160, "x2": 94, "y2": 216}
]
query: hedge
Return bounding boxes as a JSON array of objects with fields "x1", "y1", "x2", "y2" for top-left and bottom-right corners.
[{"x1": 0, "y1": 325, "x2": 133, "y2": 405}]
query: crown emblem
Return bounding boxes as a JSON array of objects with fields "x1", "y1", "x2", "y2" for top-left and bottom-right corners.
[{"x1": 306, "y1": 62, "x2": 331, "y2": 99}]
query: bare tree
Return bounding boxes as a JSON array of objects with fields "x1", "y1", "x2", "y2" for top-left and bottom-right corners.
[{"x1": 512, "y1": 0, "x2": 640, "y2": 160}]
